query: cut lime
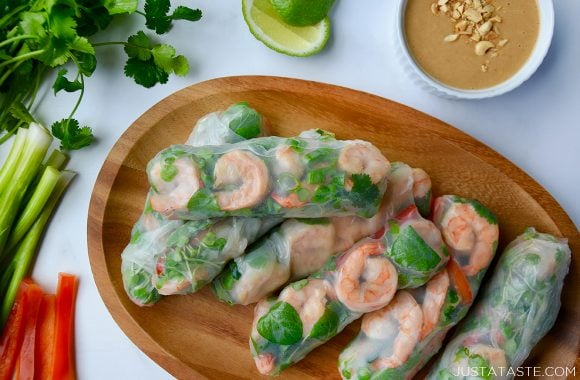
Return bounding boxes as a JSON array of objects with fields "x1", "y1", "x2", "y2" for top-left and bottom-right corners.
[
  {"x1": 242, "y1": 0, "x2": 331, "y2": 57},
  {"x1": 271, "y1": 0, "x2": 335, "y2": 27}
]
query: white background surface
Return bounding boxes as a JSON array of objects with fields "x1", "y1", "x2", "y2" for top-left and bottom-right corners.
[{"x1": 1, "y1": 0, "x2": 578, "y2": 379}]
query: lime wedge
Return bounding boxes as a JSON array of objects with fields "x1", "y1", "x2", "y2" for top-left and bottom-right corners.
[
  {"x1": 242, "y1": 0, "x2": 331, "y2": 57},
  {"x1": 271, "y1": 0, "x2": 335, "y2": 27}
]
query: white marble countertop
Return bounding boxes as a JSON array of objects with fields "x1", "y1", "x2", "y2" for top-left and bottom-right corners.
[{"x1": 1, "y1": 0, "x2": 578, "y2": 379}]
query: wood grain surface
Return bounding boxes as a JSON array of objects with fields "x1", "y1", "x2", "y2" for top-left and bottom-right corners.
[{"x1": 87, "y1": 76, "x2": 579, "y2": 379}]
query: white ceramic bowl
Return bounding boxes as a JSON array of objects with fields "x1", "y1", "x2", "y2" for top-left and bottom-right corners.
[{"x1": 395, "y1": 0, "x2": 554, "y2": 99}]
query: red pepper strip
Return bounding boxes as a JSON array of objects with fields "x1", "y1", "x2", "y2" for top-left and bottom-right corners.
[
  {"x1": 17, "y1": 281, "x2": 44, "y2": 380},
  {"x1": 394, "y1": 204, "x2": 418, "y2": 221},
  {"x1": 447, "y1": 258, "x2": 473, "y2": 304},
  {"x1": 0, "y1": 282, "x2": 30, "y2": 380},
  {"x1": 35, "y1": 294, "x2": 56, "y2": 380},
  {"x1": 52, "y1": 273, "x2": 78, "y2": 380}
]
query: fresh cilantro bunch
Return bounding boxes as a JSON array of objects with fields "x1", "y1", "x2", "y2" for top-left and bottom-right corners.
[{"x1": 0, "y1": 0, "x2": 202, "y2": 150}]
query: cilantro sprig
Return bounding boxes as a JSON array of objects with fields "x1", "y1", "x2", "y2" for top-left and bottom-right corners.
[{"x1": 0, "y1": 0, "x2": 203, "y2": 149}]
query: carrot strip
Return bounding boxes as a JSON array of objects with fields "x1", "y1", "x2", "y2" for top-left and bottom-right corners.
[
  {"x1": 447, "y1": 258, "x2": 473, "y2": 304},
  {"x1": 0, "y1": 282, "x2": 29, "y2": 380},
  {"x1": 52, "y1": 273, "x2": 78, "y2": 380},
  {"x1": 17, "y1": 282, "x2": 44, "y2": 380},
  {"x1": 35, "y1": 294, "x2": 56, "y2": 380}
]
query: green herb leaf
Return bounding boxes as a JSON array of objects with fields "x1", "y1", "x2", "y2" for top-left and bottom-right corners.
[
  {"x1": 73, "y1": 51, "x2": 97, "y2": 76},
  {"x1": 187, "y1": 188, "x2": 220, "y2": 212},
  {"x1": 389, "y1": 226, "x2": 442, "y2": 273},
  {"x1": 257, "y1": 301, "x2": 303, "y2": 345},
  {"x1": 124, "y1": 57, "x2": 169, "y2": 88},
  {"x1": 53, "y1": 69, "x2": 83, "y2": 94},
  {"x1": 172, "y1": 6, "x2": 202, "y2": 21},
  {"x1": 309, "y1": 307, "x2": 338, "y2": 340},
  {"x1": 228, "y1": 104, "x2": 262, "y2": 139},
  {"x1": 8, "y1": 102, "x2": 35, "y2": 125},
  {"x1": 349, "y1": 173, "x2": 379, "y2": 208},
  {"x1": 51, "y1": 118, "x2": 94, "y2": 150},
  {"x1": 104, "y1": 0, "x2": 138, "y2": 15},
  {"x1": 75, "y1": 1, "x2": 113, "y2": 37},
  {"x1": 151, "y1": 44, "x2": 188, "y2": 75},
  {"x1": 125, "y1": 31, "x2": 153, "y2": 60},
  {"x1": 144, "y1": 0, "x2": 172, "y2": 34}
]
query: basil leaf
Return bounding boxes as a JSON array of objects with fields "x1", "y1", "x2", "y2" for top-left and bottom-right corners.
[
  {"x1": 309, "y1": 307, "x2": 338, "y2": 340},
  {"x1": 389, "y1": 226, "x2": 441, "y2": 272},
  {"x1": 257, "y1": 301, "x2": 303, "y2": 345}
]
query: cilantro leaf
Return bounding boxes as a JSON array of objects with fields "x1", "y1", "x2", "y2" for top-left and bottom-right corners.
[
  {"x1": 144, "y1": 0, "x2": 172, "y2": 34},
  {"x1": 73, "y1": 51, "x2": 97, "y2": 76},
  {"x1": 53, "y1": 68, "x2": 83, "y2": 94},
  {"x1": 75, "y1": 1, "x2": 113, "y2": 36},
  {"x1": 144, "y1": 0, "x2": 202, "y2": 34},
  {"x1": 124, "y1": 31, "x2": 153, "y2": 60},
  {"x1": 151, "y1": 44, "x2": 188, "y2": 75},
  {"x1": 104, "y1": 0, "x2": 138, "y2": 15},
  {"x1": 172, "y1": 6, "x2": 202, "y2": 21},
  {"x1": 51, "y1": 118, "x2": 95, "y2": 150},
  {"x1": 9, "y1": 102, "x2": 36, "y2": 125},
  {"x1": 349, "y1": 174, "x2": 380, "y2": 208},
  {"x1": 124, "y1": 57, "x2": 169, "y2": 88}
]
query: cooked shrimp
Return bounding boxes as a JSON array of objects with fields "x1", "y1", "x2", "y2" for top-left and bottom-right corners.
[
  {"x1": 213, "y1": 150, "x2": 270, "y2": 211},
  {"x1": 254, "y1": 353, "x2": 275, "y2": 375},
  {"x1": 271, "y1": 192, "x2": 306, "y2": 209},
  {"x1": 362, "y1": 291, "x2": 423, "y2": 369},
  {"x1": 252, "y1": 300, "x2": 277, "y2": 374},
  {"x1": 149, "y1": 157, "x2": 203, "y2": 214},
  {"x1": 460, "y1": 344, "x2": 508, "y2": 373},
  {"x1": 411, "y1": 168, "x2": 431, "y2": 200},
  {"x1": 284, "y1": 221, "x2": 336, "y2": 280},
  {"x1": 338, "y1": 142, "x2": 390, "y2": 186},
  {"x1": 278, "y1": 279, "x2": 333, "y2": 337},
  {"x1": 420, "y1": 269, "x2": 450, "y2": 340},
  {"x1": 335, "y1": 241, "x2": 397, "y2": 313},
  {"x1": 274, "y1": 145, "x2": 305, "y2": 178},
  {"x1": 437, "y1": 201, "x2": 499, "y2": 276}
]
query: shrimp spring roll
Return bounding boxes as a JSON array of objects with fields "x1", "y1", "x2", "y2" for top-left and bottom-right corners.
[
  {"x1": 427, "y1": 228, "x2": 571, "y2": 380},
  {"x1": 250, "y1": 212, "x2": 448, "y2": 375},
  {"x1": 147, "y1": 136, "x2": 390, "y2": 220},
  {"x1": 339, "y1": 195, "x2": 499, "y2": 380},
  {"x1": 121, "y1": 103, "x2": 274, "y2": 306},
  {"x1": 212, "y1": 162, "x2": 432, "y2": 305}
]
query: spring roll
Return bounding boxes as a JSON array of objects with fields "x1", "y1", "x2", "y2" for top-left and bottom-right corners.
[
  {"x1": 427, "y1": 227, "x2": 571, "y2": 380},
  {"x1": 250, "y1": 210, "x2": 448, "y2": 376},
  {"x1": 212, "y1": 162, "x2": 432, "y2": 305},
  {"x1": 147, "y1": 136, "x2": 390, "y2": 220},
  {"x1": 339, "y1": 195, "x2": 499, "y2": 379},
  {"x1": 121, "y1": 103, "x2": 274, "y2": 306}
]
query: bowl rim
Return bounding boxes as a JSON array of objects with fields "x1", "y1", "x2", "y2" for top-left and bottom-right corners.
[{"x1": 395, "y1": 0, "x2": 555, "y2": 99}]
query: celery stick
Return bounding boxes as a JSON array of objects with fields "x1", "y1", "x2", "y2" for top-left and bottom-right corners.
[
  {"x1": 0, "y1": 123, "x2": 52, "y2": 256},
  {"x1": 0, "y1": 170, "x2": 75, "y2": 326},
  {"x1": 6, "y1": 166, "x2": 60, "y2": 251},
  {"x1": 0, "y1": 127, "x2": 28, "y2": 195},
  {"x1": 44, "y1": 149, "x2": 68, "y2": 170}
]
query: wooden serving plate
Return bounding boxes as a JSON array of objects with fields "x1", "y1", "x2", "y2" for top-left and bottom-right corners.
[{"x1": 88, "y1": 76, "x2": 579, "y2": 379}]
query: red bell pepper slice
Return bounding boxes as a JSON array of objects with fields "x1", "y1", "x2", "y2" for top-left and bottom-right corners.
[
  {"x1": 35, "y1": 294, "x2": 56, "y2": 380},
  {"x1": 52, "y1": 273, "x2": 78, "y2": 380},
  {"x1": 16, "y1": 281, "x2": 44, "y2": 380},
  {"x1": 447, "y1": 258, "x2": 473, "y2": 304},
  {"x1": 0, "y1": 282, "x2": 29, "y2": 380}
]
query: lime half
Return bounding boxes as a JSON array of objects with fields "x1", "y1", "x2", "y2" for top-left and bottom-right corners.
[
  {"x1": 271, "y1": 0, "x2": 335, "y2": 27},
  {"x1": 242, "y1": 0, "x2": 331, "y2": 57}
]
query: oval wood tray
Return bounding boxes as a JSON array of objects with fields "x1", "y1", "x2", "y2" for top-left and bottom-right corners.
[{"x1": 87, "y1": 76, "x2": 579, "y2": 379}]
